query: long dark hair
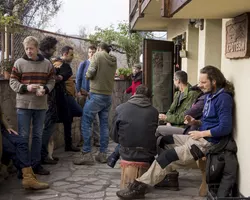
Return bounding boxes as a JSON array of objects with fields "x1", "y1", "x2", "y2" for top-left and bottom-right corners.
[{"x1": 200, "y1": 65, "x2": 235, "y2": 96}]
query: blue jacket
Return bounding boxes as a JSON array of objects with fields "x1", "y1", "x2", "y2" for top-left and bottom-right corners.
[
  {"x1": 199, "y1": 88, "x2": 233, "y2": 144},
  {"x1": 76, "y1": 60, "x2": 90, "y2": 92}
]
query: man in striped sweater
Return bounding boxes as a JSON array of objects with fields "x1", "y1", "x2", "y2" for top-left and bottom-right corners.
[{"x1": 9, "y1": 36, "x2": 55, "y2": 176}]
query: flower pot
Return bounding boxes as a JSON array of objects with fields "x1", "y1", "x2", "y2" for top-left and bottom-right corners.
[
  {"x1": 119, "y1": 75, "x2": 125, "y2": 80},
  {"x1": 4, "y1": 71, "x2": 10, "y2": 80}
]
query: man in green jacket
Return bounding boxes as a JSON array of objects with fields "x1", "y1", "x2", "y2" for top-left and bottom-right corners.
[
  {"x1": 157, "y1": 70, "x2": 200, "y2": 136},
  {"x1": 155, "y1": 70, "x2": 201, "y2": 190},
  {"x1": 73, "y1": 42, "x2": 117, "y2": 165}
]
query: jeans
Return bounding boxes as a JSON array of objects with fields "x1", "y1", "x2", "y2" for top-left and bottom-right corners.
[
  {"x1": 17, "y1": 109, "x2": 46, "y2": 169},
  {"x1": 82, "y1": 93, "x2": 112, "y2": 153},
  {"x1": 63, "y1": 95, "x2": 82, "y2": 147},
  {"x1": 1, "y1": 126, "x2": 30, "y2": 169},
  {"x1": 92, "y1": 114, "x2": 100, "y2": 143}
]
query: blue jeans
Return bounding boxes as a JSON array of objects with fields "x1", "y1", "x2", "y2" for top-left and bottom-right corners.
[
  {"x1": 17, "y1": 109, "x2": 46, "y2": 168},
  {"x1": 1, "y1": 126, "x2": 30, "y2": 169},
  {"x1": 81, "y1": 93, "x2": 112, "y2": 153}
]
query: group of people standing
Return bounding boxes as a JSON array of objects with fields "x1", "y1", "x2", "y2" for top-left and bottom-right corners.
[
  {"x1": 0, "y1": 34, "x2": 237, "y2": 198},
  {"x1": 0, "y1": 35, "x2": 118, "y2": 190}
]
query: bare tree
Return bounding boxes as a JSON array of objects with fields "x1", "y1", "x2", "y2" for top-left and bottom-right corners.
[{"x1": 0, "y1": 0, "x2": 62, "y2": 28}]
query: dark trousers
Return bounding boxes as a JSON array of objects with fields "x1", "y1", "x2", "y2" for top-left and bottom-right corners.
[
  {"x1": 63, "y1": 95, "x2": 82, "y2": 147},
  {"x1": 1, "y1": 127, "x2": 30, "y2": 169},
  {"x1": 41, "y1": 118, "x2": 56, "y2": 160}
]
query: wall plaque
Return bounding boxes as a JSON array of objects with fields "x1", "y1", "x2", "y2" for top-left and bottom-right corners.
[{"x1": 225, "y1": 13, "x2": 250, "y2": 59}]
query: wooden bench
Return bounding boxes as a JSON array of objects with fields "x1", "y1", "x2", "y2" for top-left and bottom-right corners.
[{"x1": 197, "y1": 158, "x2": 207, "y2": 197}]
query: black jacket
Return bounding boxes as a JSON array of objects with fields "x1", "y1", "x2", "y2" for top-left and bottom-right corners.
[
  {"x1": 206, "y1": 135, "x2": 238, "y2": 197},
  {"x1": 41, "y1": 53, "x2": 58, "y2": 124},
  {"x1": 111, "y1": 94, "x2": 159, "y2": 163},
  {"x1": 52, "y1": 58, "x2": 73, "y2": 123}
]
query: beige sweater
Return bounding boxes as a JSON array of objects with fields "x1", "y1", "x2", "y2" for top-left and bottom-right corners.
[{"x1": 9, "y1": 55, "x2": 55, "y2": 110}]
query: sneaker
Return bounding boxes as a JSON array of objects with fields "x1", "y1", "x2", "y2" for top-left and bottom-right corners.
[
  {"x1": 73, "y1": 152, "x2": 95, "y2": 165},
  {"x1": 33, "y1": 165, "x2": 50, "y2": 175},
  {"x1": 95, "y1": 152, "x2": 107, "y2": 163},
  {"x1": 42, "y1": 157, "x2": 58, "y2": 165},
  {"x1": 65, "y1": 145, "x2": 80, "y2": 152}
]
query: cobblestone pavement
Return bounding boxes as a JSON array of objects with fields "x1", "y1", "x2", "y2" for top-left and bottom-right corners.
[{"x1": 0, "y1": 142, "x2": 206, "y2": 200}]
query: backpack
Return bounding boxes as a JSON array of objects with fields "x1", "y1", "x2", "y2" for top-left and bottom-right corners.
[{"x1": 206, "y1": 136, "x2": 238, "y2": 197}]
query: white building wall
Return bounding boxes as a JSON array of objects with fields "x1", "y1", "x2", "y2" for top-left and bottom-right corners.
[{"x1": 221, "y1": 19, "x2": 250, "y2": 197}]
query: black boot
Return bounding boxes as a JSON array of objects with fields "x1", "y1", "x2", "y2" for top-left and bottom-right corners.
[
  {"x1": 41, "y1": 157, "x2": 58, "y2": 165},
  {"x1": 65, "y1": 145, "x2": 80, "y2": 152},
  {"x1": 116, "y1": 180, "x2": 148, "y2": 199},
  {"x1": 155, "y1": 171, "x2": 179, "y2": 191},
  {"x1": 33, "y1": 165, "x2": 50, "y2": 175},
  {"x1": 107, "y1": 152, "x2": 120, "y2": 168}
]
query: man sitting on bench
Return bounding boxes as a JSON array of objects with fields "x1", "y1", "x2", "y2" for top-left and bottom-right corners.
[
  {"x1": 116, "y1": 65, "x2": 234, "y2": 199},
  {"x1": 110, "y1": 85, "x2": 158, "y2": 167}
]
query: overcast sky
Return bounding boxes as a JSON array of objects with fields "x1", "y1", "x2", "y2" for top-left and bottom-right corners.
[{"x1": 47, "y1": 0, "x2": 129, "y2": 35}]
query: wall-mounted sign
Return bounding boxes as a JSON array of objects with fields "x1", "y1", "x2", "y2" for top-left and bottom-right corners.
[{"x1": 225, "y1": 13, "x2": 250, "y2": 59}]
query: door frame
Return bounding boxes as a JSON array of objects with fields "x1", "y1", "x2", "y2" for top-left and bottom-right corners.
[{"x1": 143, "y1": 39, "x2": 175, "y2": 113}]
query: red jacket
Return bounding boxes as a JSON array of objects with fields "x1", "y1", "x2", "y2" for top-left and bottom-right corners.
[{"x1": 125, "y1": 71, "x2": 142, "y2": 95}]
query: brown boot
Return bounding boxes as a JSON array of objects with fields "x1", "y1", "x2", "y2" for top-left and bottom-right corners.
[
  {"x1": 154, "y1": 171, "x2": 179, "y2": 191},
  {"x1": 22, "y1": 167, "x2": 49, "y2": 190},
  {"x1": 197, "y1": 159, "x2": 207, "y2": 197},
  {"x1": 116, "y1": 180, "x2": 148, "y2": 199}
]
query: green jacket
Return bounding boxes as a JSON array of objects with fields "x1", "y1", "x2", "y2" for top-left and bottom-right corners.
[
  {"x1": 86, "y1": 51, "x2": 117, "y2": 95},
  {"x1": 166, "y1": 85, "x2": 201, "y2": 127}
]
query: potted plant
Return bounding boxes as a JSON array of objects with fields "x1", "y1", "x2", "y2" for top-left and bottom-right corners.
[
  {"x1": 1, "y1": 59, "x2": 14, "y2": 80},
  {"x1": 116, "y1": 68, "x2": 132, "y2": 80}
]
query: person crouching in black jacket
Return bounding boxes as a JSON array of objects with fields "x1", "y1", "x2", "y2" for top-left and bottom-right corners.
[{"x1": 110, "y1": 85, "x2": 159, "y2": 166}]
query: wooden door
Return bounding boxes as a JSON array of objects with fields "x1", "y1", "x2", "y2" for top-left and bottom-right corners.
[{"x1": 143, "y1": 39, "x2": 174, "y2": 113}]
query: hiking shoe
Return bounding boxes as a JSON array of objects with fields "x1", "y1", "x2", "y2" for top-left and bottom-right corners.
[
  {"x1": 155, "y1": 171, "x2": 179, "y2": 191},
  {"x1": 73, "y1": 152, "x2": 95, "y2": 165},
  {"x1": 116, "y1": 180, "x2": 148, "y2": 199},
  {"x1": 95, "y1": 152, "x2": 107, "y2": 163}
]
